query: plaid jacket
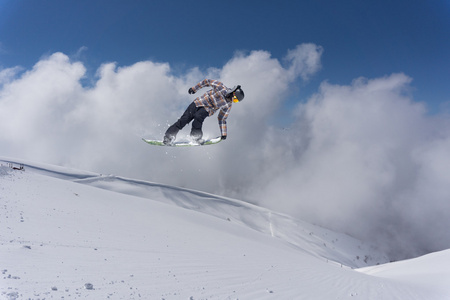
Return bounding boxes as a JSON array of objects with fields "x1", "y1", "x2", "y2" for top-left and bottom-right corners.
[{"x1": 192, "y1": 79, "x2": 232, "y2": 136}]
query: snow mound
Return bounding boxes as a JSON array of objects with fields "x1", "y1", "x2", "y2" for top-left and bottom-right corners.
[
  {"x1": 1, "y1": 157, "x2": 450, "y2": 299},
  {"x1": 359, "y1": 249, "x2": 450, "y2": 298},
  {"x1": 0, "y1": 166, "x2": 11, "y2": 176}
]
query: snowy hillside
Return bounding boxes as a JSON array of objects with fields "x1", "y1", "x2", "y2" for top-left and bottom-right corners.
[{"x1": 1, "y1": 157, "x2": 450, "y2": 299}]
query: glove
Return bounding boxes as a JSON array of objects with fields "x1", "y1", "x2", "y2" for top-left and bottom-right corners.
[
  {"x1": 188, "y1": 88, "x2": 195, "y2": 95},
  {"x1": 221, "y1": 135, "x2": 227, "y2": 140}
]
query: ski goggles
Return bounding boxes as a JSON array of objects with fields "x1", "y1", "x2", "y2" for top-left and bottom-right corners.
[{"x1": 232, "y1": 93, "x2": 240, "y2": 103}]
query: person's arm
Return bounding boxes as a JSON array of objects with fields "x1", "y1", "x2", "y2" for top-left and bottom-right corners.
[
  {"x1": 218, "y1": 104, "x2": 232, "y2": 138},
  {"x1": 190, "y1": 79, "x2": 224, "y2": 94}
]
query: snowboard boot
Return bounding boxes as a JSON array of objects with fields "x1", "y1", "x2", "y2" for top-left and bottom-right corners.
[
  {"x1": 190, "y1": 133, "x2": 204, "y2": 145},
  {"x1": 163, "y1": 135, "x2": 175, "y2": 146},
  {"x1": 193, "y1": 137, "x2": 205, "y2": 145},
  {"x1": 190, "y1": 128, "x2": 204, "y2": 144}
]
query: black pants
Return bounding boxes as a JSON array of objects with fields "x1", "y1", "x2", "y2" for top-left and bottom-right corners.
[{"x1": 165, "y1": 102, "x2": 209, "y2": 139}]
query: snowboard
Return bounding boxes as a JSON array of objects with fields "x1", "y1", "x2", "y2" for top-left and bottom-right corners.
[{"x1": 142, "y1": 136, "x2": 222, "y2": 147}]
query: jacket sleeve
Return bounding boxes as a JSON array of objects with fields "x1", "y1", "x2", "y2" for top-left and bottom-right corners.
[
  {"x1": 217, "y1": 104, "x2": 232, "y2": 136},
  {"x1": 191, "y1": 79, "x2": 224, "y2": 93}
]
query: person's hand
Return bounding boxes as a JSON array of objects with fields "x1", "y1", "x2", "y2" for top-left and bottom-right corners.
[
  {"x1": 221, "y1": 135, "x2": 227, "y2": 140},
  {"x1": 188, "y1": 88, "x2": 195, "y2": 94}
]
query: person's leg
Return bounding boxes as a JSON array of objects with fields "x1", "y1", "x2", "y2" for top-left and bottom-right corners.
[
  {"x1": 164, "y1": 102, "x2": 197, "y2": 143},
  {"x1": 190, "y1": 107, "x2": 209, "y2": 141}
]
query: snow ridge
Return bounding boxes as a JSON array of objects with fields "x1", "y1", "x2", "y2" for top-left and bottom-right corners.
[{"x1": 74, "y1": 174, "x2": 390, "y2": 268}]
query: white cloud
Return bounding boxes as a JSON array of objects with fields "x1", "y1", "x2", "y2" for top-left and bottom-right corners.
[
  {"x1": 250, "y1": 74, "x2": 450, "y2": 259},
  {"x1": 0, "y1": 45, "x2": 322, "y2": 183},
  {"x1": 0, "y1": 66, "x2": 22, "y2": 86},
  {"x1": 0, "y1": 53, "x2": 85, "y2": 160},
  {"x1": 285, "y1": 43, "x2": 323, "y2": 80},
  {"x1": 1, "y1": 45, "x2": 449, "y2": 260}
]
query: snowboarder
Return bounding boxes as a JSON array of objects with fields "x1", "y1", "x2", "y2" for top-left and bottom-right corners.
[{"x1": 163, "y1": 79, "x2": 244, "y2": 145}]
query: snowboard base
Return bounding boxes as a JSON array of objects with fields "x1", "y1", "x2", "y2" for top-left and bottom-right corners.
[{"x1": 142, "y1": 136, "x2": 222, "y2": 147}]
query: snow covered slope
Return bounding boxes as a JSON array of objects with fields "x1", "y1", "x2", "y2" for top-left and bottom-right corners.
[{"x1": 1, "y1": 157, "x2": 449, "y2": 299}]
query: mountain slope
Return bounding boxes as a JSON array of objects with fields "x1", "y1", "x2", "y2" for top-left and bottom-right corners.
[{"x1": 1, "y1": 157, "x2": 449, "y2": 299}]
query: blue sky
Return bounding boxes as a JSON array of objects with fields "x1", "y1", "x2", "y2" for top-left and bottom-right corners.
[{"x1": 0, "y1": 0, "x2": 449, "y2": 112}]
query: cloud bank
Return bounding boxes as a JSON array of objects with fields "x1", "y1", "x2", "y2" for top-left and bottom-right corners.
[
  {"x1": 1, "y1": 44, "x2": 449, "y2": 260},
  {"x1": 252, "y1": 74, "x2": 450, "y2": 259}
]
